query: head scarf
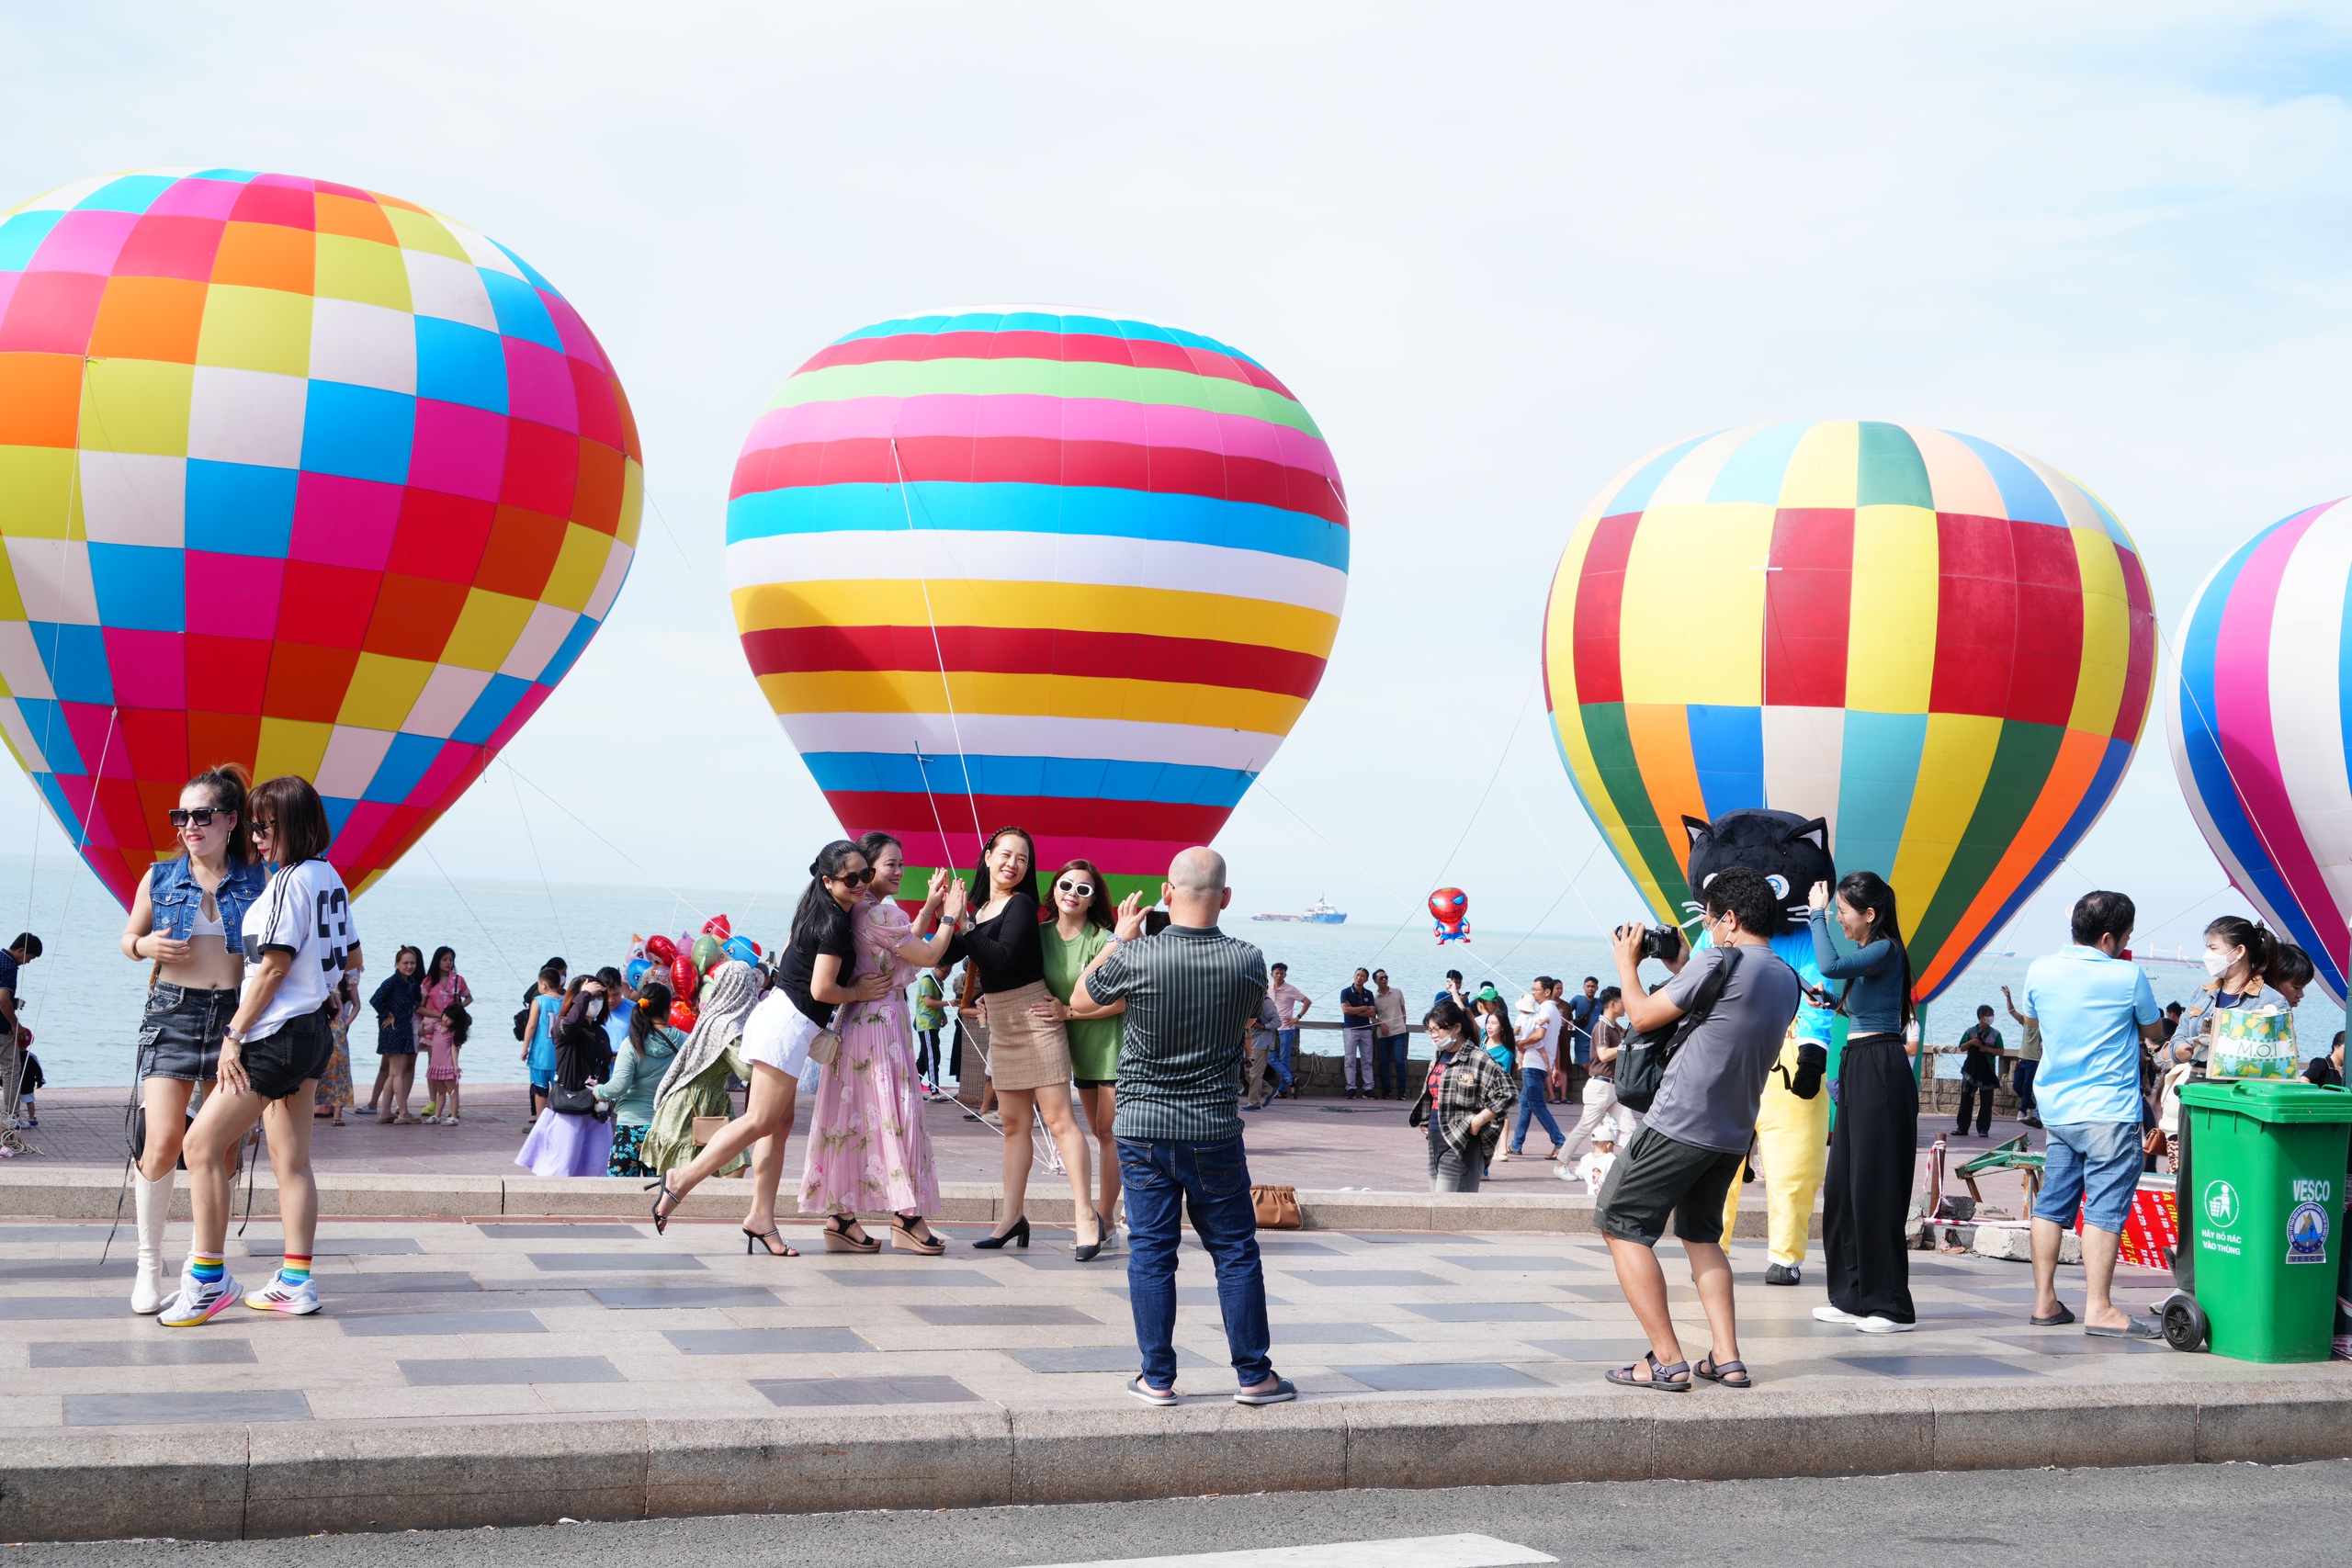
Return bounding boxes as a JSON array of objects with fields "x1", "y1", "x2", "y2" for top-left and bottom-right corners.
[{"x1": 651, "y1": 959, "x2": 762, "y2": 1110}]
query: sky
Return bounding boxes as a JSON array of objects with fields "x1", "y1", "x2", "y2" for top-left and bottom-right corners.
[{"x1": 4, "y1": 1, "x2": 2351, "y2": 966}]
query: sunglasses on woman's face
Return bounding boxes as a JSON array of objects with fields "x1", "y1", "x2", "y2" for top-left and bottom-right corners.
[
  {"x1": 249, "y1": 818, "x2": 277, "y2": 838},
  {"x1": 1056, "y1": 879, "x2": 1094, "y2": 898},
  {"x1": 167, "y1": 807, "x2": 227, "y2": 828},
  {"x1": 831, "y1": 866, "x2": 876, "y2": 886}
]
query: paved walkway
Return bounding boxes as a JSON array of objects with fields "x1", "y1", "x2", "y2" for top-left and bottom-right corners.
[
  {"x1": 7, "y1": 1087, "x2": 2046, "y2": 1220},
  {"x1": 0, "y1": 1211, "x2": 2248, "y2": 1435}
]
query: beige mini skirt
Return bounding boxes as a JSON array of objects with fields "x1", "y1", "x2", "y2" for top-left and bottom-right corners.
[{"x1": 981, "y1": 981, "x2": 1074, "y2": 1091}]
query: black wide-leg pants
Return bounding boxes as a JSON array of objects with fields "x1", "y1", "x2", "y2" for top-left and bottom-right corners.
[{"x1": 1823, "y1": 1032, "x2": 1918, "y2": 1323}]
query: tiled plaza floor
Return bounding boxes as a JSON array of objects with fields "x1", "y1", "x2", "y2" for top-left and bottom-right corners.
[
  {"x1": 11, "y1": 1087, "x2": 2046, "y2": 1218},
  {"x1": 0, "y1": 1213, "x2": 2301, "y2": 1435}
]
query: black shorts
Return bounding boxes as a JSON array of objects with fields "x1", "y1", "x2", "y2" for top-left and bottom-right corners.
[
  {"x1": 1075, "y1": 1077, "x2": 1114, "y2": 1090},
  {"x1": 138, "y1": 984, "x2": 241, "y2": 1083},
  {"x1": 1595, "y1": 1125, "x2": 1747, "y2": 1247},
  {"x1": 240, "y1": 1010, "x2": 333, "y2": 1102}
]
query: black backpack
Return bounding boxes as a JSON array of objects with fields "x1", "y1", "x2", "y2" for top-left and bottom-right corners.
[{"x1": 1614, "y1": 947, "x2": 1742, "y2": 1113}]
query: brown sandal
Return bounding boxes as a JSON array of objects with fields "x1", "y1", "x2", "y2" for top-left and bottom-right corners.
[
  {"x1": 823, "y1": 1214, "x2": 880, "y2": 1254},
  {"x1": 888, "y1": 1216, "x2": 944, "y2": 1256}
]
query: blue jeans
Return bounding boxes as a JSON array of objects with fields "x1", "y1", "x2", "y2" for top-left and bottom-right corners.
[
  {"x1": 1118, "y1": 1134, "x2": 1274, "y2": 1390},
  {"x1": 1277, "y1": 1029, "x2": 1298, "y2": 1086},
  {"x1": 1511, "y1": 1068, "x2": 1564, "y2": 1151},
  {"x1": 2034, "y1": 1119, "x2": 2142, "y2": 1234}
]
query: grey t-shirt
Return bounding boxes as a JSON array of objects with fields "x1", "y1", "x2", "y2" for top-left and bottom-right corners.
[{"x1": 1644, "y1": 943, "x2": 1802, "y2": 1154}]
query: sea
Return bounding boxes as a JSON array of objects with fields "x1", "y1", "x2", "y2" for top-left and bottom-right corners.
[{"x1": 3, "y1": 860, "x2": 2336, "y2": 1088}]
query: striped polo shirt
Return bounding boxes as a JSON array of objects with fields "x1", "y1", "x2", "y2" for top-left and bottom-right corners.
[{"x1": 1082, "y1": 924, "x2": 1269, "y2": 1144}]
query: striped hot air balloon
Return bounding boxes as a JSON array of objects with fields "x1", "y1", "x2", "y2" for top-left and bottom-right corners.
[
  {"x1": 726, "y1": 307, "x2": 1346, "y2": 902},
  {"x1": 2169, "y1": 499, "x2": 2352, "y2": 1006},
  {"x1": 1543, "y1": 422, "x2": 2156, "y2": 1002}
]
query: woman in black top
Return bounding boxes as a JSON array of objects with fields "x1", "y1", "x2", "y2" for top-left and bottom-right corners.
[
  {"x1": 368, "y1": 947, "x2": 425, "y2": 1124},
  {"x1": 953, "y1": 827, "x2": 1102, "y2": 1257},
  {"x1": 553, "y1": 975, "x2": 616, "y2": 1091}
]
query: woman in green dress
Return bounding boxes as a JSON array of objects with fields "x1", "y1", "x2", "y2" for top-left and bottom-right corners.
[
  {"x1": 641, "y1": 970, "x2": 755, "y2": 1179},
  {"x1": 1036, "y1": 858, "x2": 1128, "y2": 1243}
]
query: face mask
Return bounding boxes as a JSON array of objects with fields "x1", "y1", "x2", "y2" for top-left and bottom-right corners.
[{"x1": 2203, "y1": 948, "x2": 2241, "y2": 978}]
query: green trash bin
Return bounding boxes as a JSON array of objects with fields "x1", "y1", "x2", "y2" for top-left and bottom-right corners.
[{"x1": 2174, "y1": 1079, "x2": 2352, "y2": 1362}]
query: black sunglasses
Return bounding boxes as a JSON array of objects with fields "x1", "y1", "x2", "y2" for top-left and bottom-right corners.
[
  {"x1": 249, "y1": 818, "x2": 277, "y2": 837},
  {"x1": 167, "y1": 807, "x2": 229, "y2": 828},
  {"x1": 830, "y1": 866, "x2": 876, "y2": 886}
]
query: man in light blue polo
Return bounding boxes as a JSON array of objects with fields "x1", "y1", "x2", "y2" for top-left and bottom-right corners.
[{"x1": 2018, "y1": 890, "x2": 2166, "y2": 1339}]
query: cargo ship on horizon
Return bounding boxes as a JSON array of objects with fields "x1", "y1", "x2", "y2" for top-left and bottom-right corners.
[{"x1": 1251, "y1": 897, "x2": 1346, "y2": 925}]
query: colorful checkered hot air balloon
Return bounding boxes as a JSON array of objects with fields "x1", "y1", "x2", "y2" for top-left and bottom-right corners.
[
  {"x1": 2169, "y1": 499, "x2": 2352, "y2": 1006},
  {"x1": 1543, "y1": 422, "x2": 2155, "y2": 1002},
  {"x1": 0, "y1": 169, "x2": 640, "y2": 905},
  {"x1": 727, "y1": 307, "x2": 1346, "y2": 902}
]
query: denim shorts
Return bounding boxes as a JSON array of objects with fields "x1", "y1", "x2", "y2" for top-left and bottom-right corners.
[
  {"x1": 138, "y1": 984, "x2": 241, "y2": 1083},
  {"x1": 2034, "y1": 1119, "x2": 2143, "y2": 1234}
]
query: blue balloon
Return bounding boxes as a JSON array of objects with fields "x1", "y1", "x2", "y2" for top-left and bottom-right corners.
[
  {"x1": 625, "y1": 957, "x2": 651, "y2": 988},
  {"x1": 723, "y1": 935, "x2": 757, "y2": 964}
]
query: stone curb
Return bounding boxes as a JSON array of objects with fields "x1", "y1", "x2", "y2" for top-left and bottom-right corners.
[
  {"x1": 2, "y1": 1379, "x2": 2346, "y2": 1541},
  {"x1": 0, "y1": 1169, "x2": 1813, "y2": 1237}
]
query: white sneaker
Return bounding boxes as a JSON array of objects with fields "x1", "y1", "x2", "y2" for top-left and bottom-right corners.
[
  {"x1": 1813, "y1": 1304, "x2": 1863, "y2": 1324},
  {"x1": 444, "y1": 1114, "x2": 460, "y2": 1126},
  {"x1": 1855, "y1": 1315, "x2": 1917, "y2": 1334},
  {"x1": 159, "y1": 1272, "x2": 243, "y2": 1327},
  {"x1": 247, "y1": 1273, "x2": 322, "y2": 1315}
]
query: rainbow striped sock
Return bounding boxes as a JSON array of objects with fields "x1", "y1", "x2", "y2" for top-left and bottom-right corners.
[
  {"x1": 190, "y1": 1253, "x2": 223, "y2": 1284},
  {"x1": 277, "y1": 1254, "x2": 311, "y2": 1287}
]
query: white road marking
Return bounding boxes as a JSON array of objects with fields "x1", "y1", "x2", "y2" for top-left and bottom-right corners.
[{"x1": 1020, "y1": 1532, "x2": 1557, "y2": 1568}]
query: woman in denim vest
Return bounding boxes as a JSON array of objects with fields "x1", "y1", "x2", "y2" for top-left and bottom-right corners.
[{"x1": 116, "y1": 765, "x2": 273, "y2": 1316}]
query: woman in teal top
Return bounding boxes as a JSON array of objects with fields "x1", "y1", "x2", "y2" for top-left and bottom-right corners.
[
  {"x1": 1805, "y1": 870, "x2": 1917, "y2": 1331},
  {"x1": 598, "y1": 980, "x2": 682, "y2": 1178},
  {"x1": 1038, "y1": 858, "x2": 1126, "y2": 1244}
]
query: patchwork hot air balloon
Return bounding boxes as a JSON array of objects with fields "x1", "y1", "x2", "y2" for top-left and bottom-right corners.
[
  {"x1": 2169, "y1": 498, "x2": 2352, "y2": 1005},
  {"x1": 727, "y1": 307, "x2": 1346, "y2": 901},
  {"x1": 0, "y1": 169, "x2": 640, "y2": 904},
  {"x1": 1544, "y1": 422, "x2": 2155, "y2": 1001}
]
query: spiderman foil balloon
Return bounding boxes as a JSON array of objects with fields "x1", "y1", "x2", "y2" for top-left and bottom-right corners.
[{"x1": 1429, "y1": 886, "x2": 1470, "y2": 942}]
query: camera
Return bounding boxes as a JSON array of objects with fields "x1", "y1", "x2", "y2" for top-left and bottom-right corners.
[{"x1": 1617, "y1": 923, "x2": 1685, "y2": 964}]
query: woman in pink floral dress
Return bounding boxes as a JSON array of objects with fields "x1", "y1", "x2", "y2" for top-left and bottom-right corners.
[{"x1": 797, "y1": 830, "x2": 961, "y2": 1253}]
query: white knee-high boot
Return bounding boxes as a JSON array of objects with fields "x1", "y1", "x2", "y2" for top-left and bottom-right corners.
[{"x1": 131, "y1": 1168, "x2": 174, "y2": 1314}]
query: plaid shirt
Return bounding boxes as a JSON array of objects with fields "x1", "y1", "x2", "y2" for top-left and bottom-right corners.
[{"x1": 1410, "y1": 1043, "x2": 1519, "y2": 1157}]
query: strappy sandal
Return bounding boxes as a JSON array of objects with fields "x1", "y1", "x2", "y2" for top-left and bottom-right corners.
[
  {"x1": 1604, "y1": 1351, "x2": 1691, "y2": 1392},
  {"x1": 888, "y1": 1216, "x2": 944, "y2": 1256},
  {"x1": 644, "y1": 1174, "x2": 678, "y2": 1235},
  {"x1": 742, "y1": 1225, "x2": 799, "y2": 1258},
  {"x1": 1693, "y1": 1355, "x2": 1751, "y2": 1388},
  {"x1": 823, "y1": 1214, "x2": 880, "y2": 1254}
]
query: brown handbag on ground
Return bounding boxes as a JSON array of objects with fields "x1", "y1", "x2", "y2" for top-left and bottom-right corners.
[{"x1": 1251, "y1": 1183, "x2": 1302, "y2": 1230}]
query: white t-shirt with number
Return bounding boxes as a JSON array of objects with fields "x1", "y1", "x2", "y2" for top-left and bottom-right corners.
[{"x1": 240, "y1": 858, "x2": 356, "y2": 1037}]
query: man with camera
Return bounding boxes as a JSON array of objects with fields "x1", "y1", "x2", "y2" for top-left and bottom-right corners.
[{"x1": 1594, "y1": 866, "x2": 1801, "y2": 1392}]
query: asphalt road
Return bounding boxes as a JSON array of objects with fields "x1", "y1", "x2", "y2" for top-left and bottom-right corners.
[{"x1": 6, "y1": 1461, "x2": 2344, "y2": 1566}]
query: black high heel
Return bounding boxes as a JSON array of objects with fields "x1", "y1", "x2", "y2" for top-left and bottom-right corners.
[
  {"x1": 971, "y1": 1215, "x2": 1030, "y2": 1250},
  {"x1": 645, "y1": 1174, "x2": 676, "y2": 1235},
  {"x1": 743, "y1": 1225, "x2": 798, "y2": 1258},
  {"x1": 1073, "y1": 1208, "x2": 1105, "y2": 1263}
]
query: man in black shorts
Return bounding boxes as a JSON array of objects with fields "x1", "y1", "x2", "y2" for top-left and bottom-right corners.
[{"x1": 1596, "y1": 865, "x2": 1800, "y2": 1391}]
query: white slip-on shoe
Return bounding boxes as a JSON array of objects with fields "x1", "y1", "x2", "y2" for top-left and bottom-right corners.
[
  {"x1": 1855, "y1": 1314, "x2": 1917, "y2": 1334},
  {"x1": 1812, "y1": 1305, "x2": 1863, "y2": 1324}
]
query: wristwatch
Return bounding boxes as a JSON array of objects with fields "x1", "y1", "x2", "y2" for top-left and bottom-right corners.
[{"x1": 223, "y1": 1027, "x2": 245, "y2": 1046}]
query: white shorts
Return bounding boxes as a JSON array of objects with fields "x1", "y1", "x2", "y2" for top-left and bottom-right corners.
[{"x1": 741, "y1": 998, "x2": 823, "y2": 1077}]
